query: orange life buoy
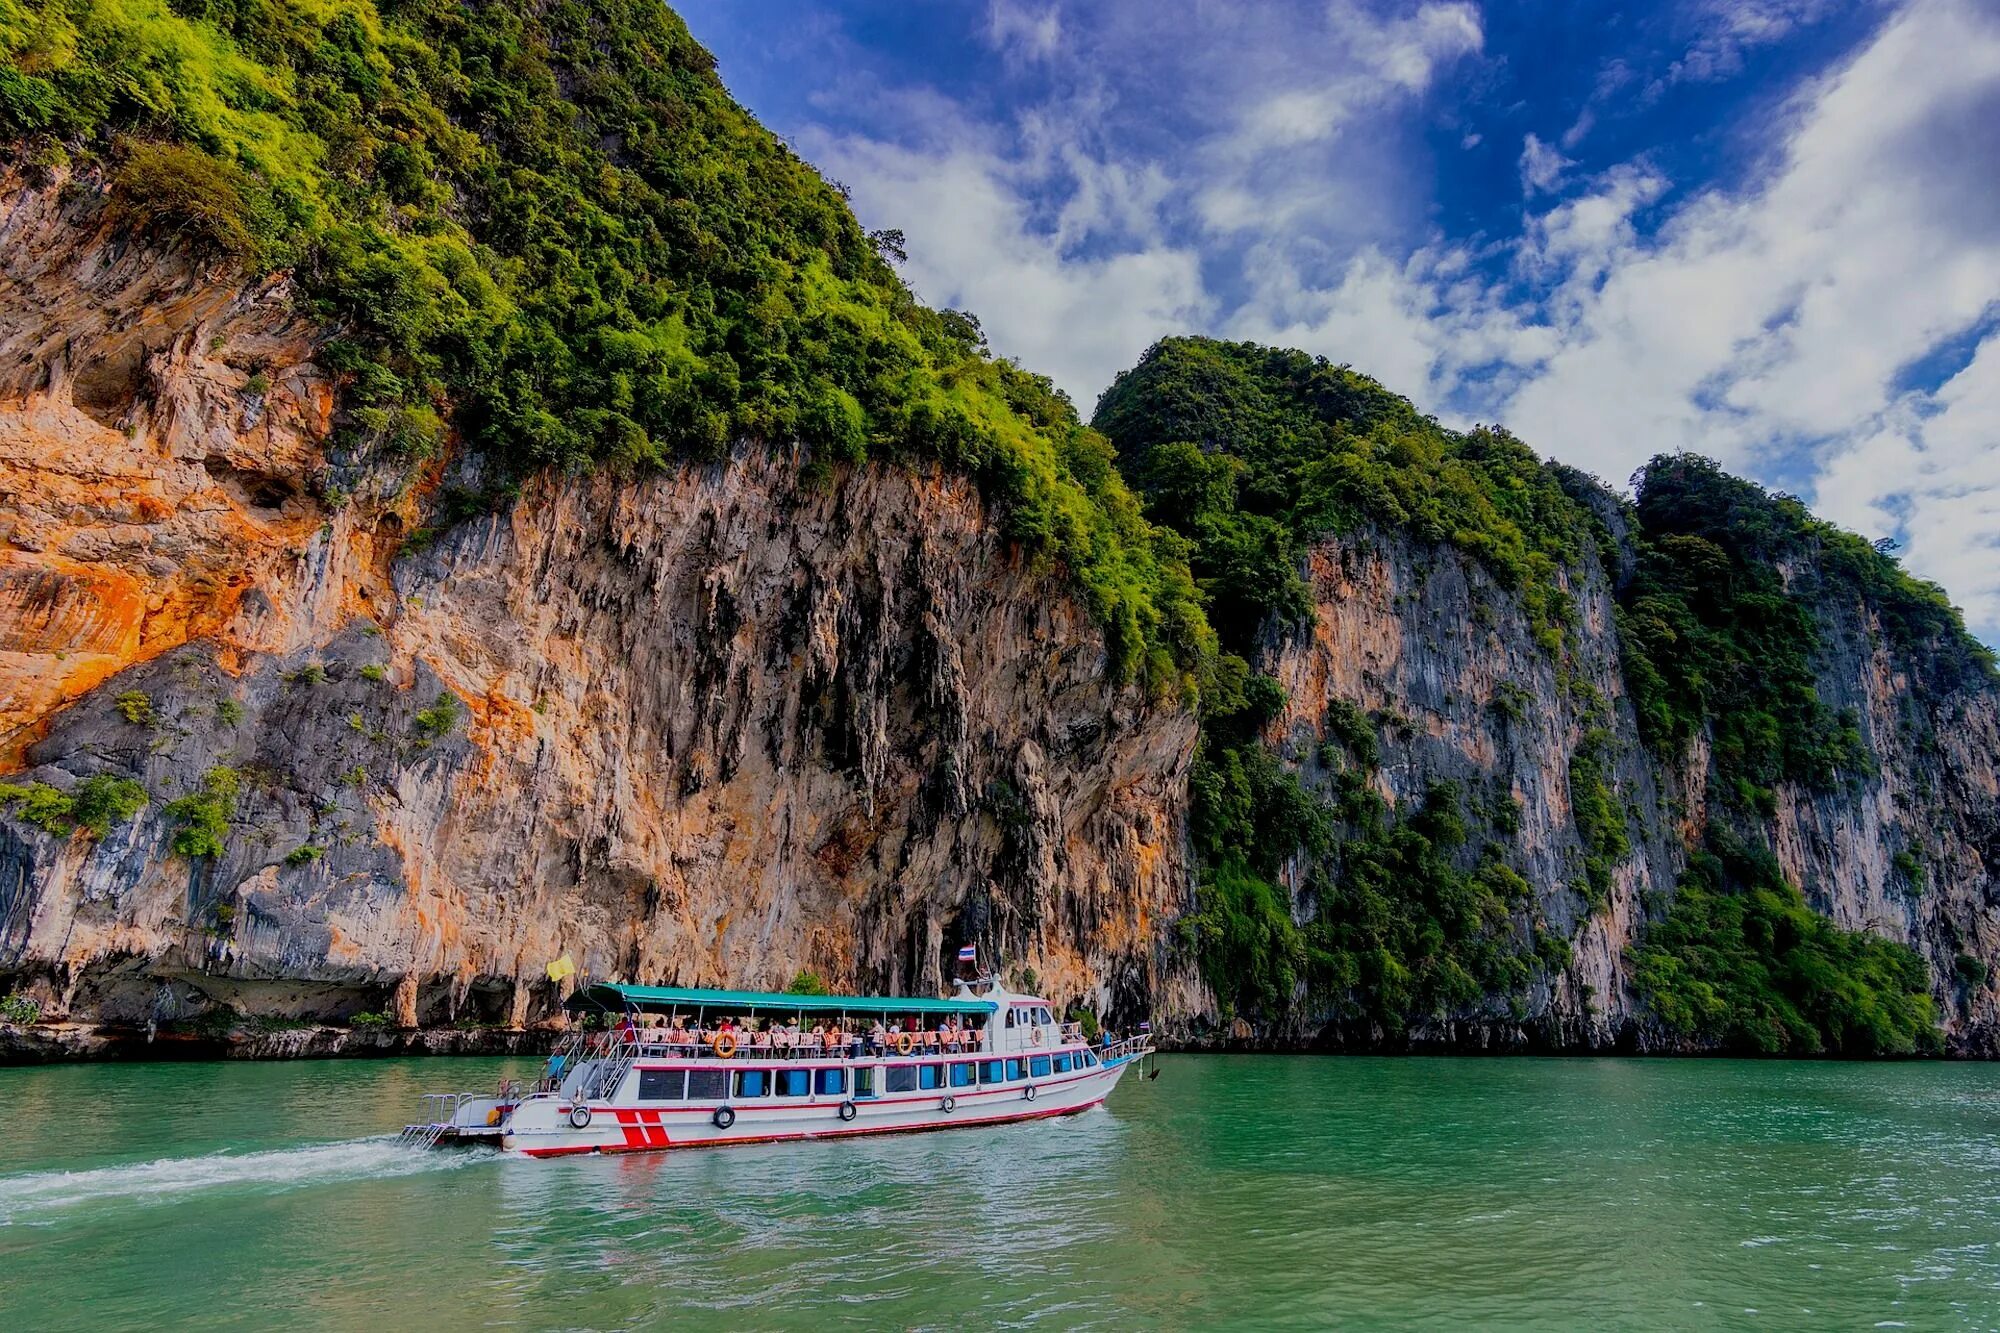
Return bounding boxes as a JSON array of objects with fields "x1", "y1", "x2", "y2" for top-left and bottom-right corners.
[
  {"x1": 894, "y1": 1030, "x2": 915, "y2": 1055},
  {"x1": 1030, "y1": 1026, "x2": 1044, "y2": 1046},
  {"x1": 713, "y1": 1032, "x2": 738, "y2": 1059}
]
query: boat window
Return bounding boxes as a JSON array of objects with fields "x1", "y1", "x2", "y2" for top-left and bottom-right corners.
[
  {"x1": 1004, "y1": 1009, "x2": 1015, "y2": 1029},
  {"x1": 885, "y1": 1065, "x2": 918, "y2": 1094},
  {"x1": 638, "y1": 1069, "x2": 686, "y2": 1101},
  {"x1": 1006, "y1": 1059, "x2": 1024, "y2": 1081},
  {"x1": 1080, "y1": 1050, "x2": 1097, "y2": 1068},
  {"x1": 853, "y1": 1067, "x2": 876, "y2": 1098},
  {"x1": 686, "y1": 1068, "x2": 728, "y2": 1100},
  {"x1": 979, "y1": 1060, "x2": 1005, "y2": 1084},
  {"x1": 949, "y1": 1062, "x2": 975, "y2": 1088},
  {"x1": 1053, "y1": 1054, "x2": 1072, "y2": 1073},
  {"x1": 815, "y1": 1068, "x2": 846, "y2": 1096},
  {"x1": 1029, "y1": 1056, "x2": 1051, "y2": 1077},
  {"x1": 734, "y1": 1069, "x2": 768, "y2": 1098},
  {"x1": 775, "y1": 1068, "x2": 811, "y2": 1097},
  {"x1": 917, "y1": 1064, "x2": 942, "y2": 1090}
]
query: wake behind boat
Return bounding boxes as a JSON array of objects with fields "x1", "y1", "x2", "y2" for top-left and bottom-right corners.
[{"x1": 402, "y1": 977, "x2": 1152, "y2": 1156}]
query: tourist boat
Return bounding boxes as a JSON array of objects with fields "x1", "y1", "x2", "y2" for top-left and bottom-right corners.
[{"x1": 401, "y1": 977, "x2": 1152, "y2": 1156}]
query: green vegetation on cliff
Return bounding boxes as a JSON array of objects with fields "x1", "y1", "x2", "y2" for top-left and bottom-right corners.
[
  {"x1": 1105, "y1": 339, "x2": 1970, "y2": 1050},
  {"x1": 1618, "y1": 454, "x2": 1993, "y2": 809},
  {"x1": 0, "y1": 0, "x2": 1207, "y2": 687},
  {"x1": 1104, "y1": 338, "x2": 1601, "y2": 1028},
  {"x1": 1095, "y1": 338, "x2": 1592, "y2": 649},
  {"x1": 1631, "y1": 826, "x2": 1938, "y2": 1055}
]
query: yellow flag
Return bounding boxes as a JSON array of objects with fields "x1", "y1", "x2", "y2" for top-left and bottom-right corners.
[{"x1": 546, "y1": 954, "x2": 575, "y2": 982}]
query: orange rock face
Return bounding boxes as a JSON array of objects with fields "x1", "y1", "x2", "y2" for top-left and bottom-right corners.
[
  {"x1": 0, "y1": 169, "x2": 1204, "y2": 1035},
  {"x1": 0, "y1": 168, "x2": 341, "y2": 764}
]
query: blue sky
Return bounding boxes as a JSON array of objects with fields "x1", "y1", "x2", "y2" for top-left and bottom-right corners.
[{"x1": 682, "y1": 0, "x2": 2000, "y2": 635}]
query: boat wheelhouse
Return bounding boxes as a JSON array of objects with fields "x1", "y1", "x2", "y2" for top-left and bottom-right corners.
[{"x1": 402, "y1": 977, "x2": 1152, "y2": 1156}]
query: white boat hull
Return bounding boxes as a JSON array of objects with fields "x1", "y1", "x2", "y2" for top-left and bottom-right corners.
[{"x1": 499, "y1": 1056, "x2": 1134, "y2": 1157}]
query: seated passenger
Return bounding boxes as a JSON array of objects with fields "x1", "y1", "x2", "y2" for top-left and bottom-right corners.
[{"x1": 868, "y1": 1021, "x2": 887, "y2": 1054}]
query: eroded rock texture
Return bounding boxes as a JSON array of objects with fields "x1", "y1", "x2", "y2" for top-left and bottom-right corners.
[{"x1": 0, "y1": 172, "x2": 1198, "y2": 1033}]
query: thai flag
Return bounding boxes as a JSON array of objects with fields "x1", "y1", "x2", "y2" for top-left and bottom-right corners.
[
  {"x1": 957, "y1": 945, "x2": 977, "y2": 963},
  {"x1": 1138, "y1": 1021, "x2": 1152, "y2": 1033}
]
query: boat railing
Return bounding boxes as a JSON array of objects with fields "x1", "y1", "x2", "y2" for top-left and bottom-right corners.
[
  {"x1": 574, "y1": 1033, "x2": 1009, "y2": 1062},
  {"x1": 1100, "y1": 1033, "x2": 1155, "y2": 1064}
]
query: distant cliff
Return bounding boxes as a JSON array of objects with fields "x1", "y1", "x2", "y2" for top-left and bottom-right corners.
[
  {"x1": 3, "y1": 0, "x2": 1996, "y2": 1058},
  {"x1": 1097, "y1": 338, "x2": 1999, "y2": 1056}
]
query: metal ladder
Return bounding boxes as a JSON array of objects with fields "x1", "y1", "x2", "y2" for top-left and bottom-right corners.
[{"x1": 399, "y1": 1092, "x2": 471, "y2": 1147}]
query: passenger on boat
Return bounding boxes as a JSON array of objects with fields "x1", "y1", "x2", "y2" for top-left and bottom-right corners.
[
  {"x1": 868, "y1": 1021, "x2": 888, "y2": 1054},
  {"x1": 669, "y1": 1020, "x2": 692, "y2": 1049}
]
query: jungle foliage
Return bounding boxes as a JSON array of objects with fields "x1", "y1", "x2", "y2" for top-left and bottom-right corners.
[
  {"x1": 1630, "y1": 825, "x2": 1939, "y2": 1055},
  {"x1": 1104, "y1": 340, "x2": 1601, "y2": 1026},
  {"x1": 1616, "y1": 454, "x2": 1992, "y2": 808},
  {"x1": 0, "y1": 0, "x2": 1207, "y2": 687}
]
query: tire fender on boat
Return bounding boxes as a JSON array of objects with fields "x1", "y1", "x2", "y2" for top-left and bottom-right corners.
[
  {"x1": 838, "y1": 1100, "x2": 858, "y2": 1122},
  {"x1": 940, "y1": 1094, "x2": 956, "y2": 1114},
  {"x1": 568, "y1": 1104, "x2": 593, "y2": 1129},
  {"x1": 1024, "y1": 1083, "x2": 1038, "y2": 1102},
  {"x1": 713, "y1": 1105, "x2": 736, "y2": 1130}
]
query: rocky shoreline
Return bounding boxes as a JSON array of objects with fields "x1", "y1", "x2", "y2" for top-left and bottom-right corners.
[{"x1": 0, "y1": 1020, "x2": 562, "y2": 1066}]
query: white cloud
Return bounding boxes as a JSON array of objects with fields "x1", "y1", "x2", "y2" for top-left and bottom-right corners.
[
  {"x1": 987, "y1": 1, "x2": 1063, "y2": 66},
  {"x1": 1669, "y1": 0, "x2": 1843, "y2": 85},
  {"x1": 770, "y1": 0, "x2": 2000, "y2": 636},
  {"x1": 1518, "y1": 133, "x2": 1574, "y2": 195},
  {"x1": 804, "y1": 131, "x2": 1210, "y2": 406}
]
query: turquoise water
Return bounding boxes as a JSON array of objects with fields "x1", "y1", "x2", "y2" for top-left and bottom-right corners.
[{"x1": 2, "y1": 1055, "x2": 1997, "y2": 1328}]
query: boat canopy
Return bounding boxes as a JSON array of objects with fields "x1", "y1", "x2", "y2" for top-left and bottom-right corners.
[{"x1": 570, "y1": 982, "x2": 997, "y2": 1017}]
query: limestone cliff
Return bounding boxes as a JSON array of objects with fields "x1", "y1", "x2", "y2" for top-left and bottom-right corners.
[
  {"x1": 3, "y1": 166, "x2": 1996, "y2": 1058},
  {"x1": 1252, "y1": 518, "x2": 2000, "y2": 1053},
  {"x1": 0, "y1": 170, "x2": 1198, "y2": 1037}
]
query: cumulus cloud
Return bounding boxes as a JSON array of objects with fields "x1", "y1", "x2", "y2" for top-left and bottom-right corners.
[
  {"x1": 804, "y1": 129, "x2": 1211, "y2": 406},
  {"x1": 777, "y1": 0, "x2": 2000, "y2": 634}
]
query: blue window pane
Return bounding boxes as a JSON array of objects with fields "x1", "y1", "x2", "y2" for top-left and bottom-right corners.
[
  {"x1": 918, "y1": 1064, "x2": 940, "y2": 1090},
  {"x1": 778, "y1": 1069, "x2": 810, "y2": 1096},
  {"x1": 735, "y1": 1070, "x2": 767, "y2": 1097},
  {"x1": 1006, "y1": 1060, "x2": 1024, "y2": 1080},
  {"x1": 815, "y1": 1068, "x2": 846, "y2": 1096},
  {"x1": 980, "y1": 1061, "x2": 1004, "y2": 1084},
  {"x1": 1053, "y1": 1054, "x2": 1072, "y2": 1073},
  {"x1": 950, "y1": 1062, "x2": 975, "y2": 1087},
  {"x1": 1029, "y1": 1057, "x2": 1051, "y2": 1077}
]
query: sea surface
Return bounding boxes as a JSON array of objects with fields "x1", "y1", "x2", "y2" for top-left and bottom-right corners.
[{"x1": 1, "y1": 1054, "x2": 1997, "y2": 1329}]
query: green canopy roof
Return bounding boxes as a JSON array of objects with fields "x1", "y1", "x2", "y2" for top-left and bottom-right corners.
[{"x1": 571, "y1": 982, "x2": 996, "y2": 1017}]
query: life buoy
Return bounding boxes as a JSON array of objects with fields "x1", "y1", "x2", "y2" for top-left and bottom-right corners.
[
  {"x1": 712, "y1": 1032, "x2": 737, "y2": 1059},
  {"x1": 568, "y1": 1104, "x2": 592, "y2": 1129},
  {"x1": 712, "y1": 1106, "x2": 736, "y2": 1129},
  {"x1": 894, "y1": 1031, "x2": 915, "y2": 1055},
  {"x1": 1030, "y1": 1026, "x2": 1044, "y2": 1046},
  {"x1": 838, "y1": 1100, "x2": 858, "y2": 1122},
  {"x1": 939, "y1": 1095, "x2": 956, "y2": 1114},
  {"x1": 1024, "y1": 1083, "x2": 1038, "y2": 1102}
]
